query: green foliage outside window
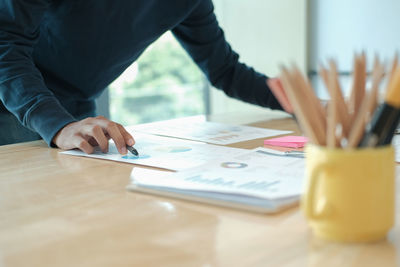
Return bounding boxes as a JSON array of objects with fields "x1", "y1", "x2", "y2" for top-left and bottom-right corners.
[{"x1": 109, "y1": 32, "x2": 206, "y2": 126}]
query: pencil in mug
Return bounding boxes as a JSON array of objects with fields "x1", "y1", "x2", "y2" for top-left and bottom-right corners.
[
  {"x1": 347, "y1": 57, "x2": 385, "y2": 147},
  {"x1": 326, "y1": 61, "x2": 340, "y2": 147},
  {"x1": 319, "y1": 63, "x2": 351, "y2": 139},
  {"x1": 295, "y1": 68, "x2": 327, "y2": 146},
  {"x1": 387, "y1": 52, "x2": 398, "y2": 85},
  {"x1": 293, "y1": 66, "x2": 327, "y2": 127},
  {"x1": 349, "y1": 53, "x2": 367, "y2": 125},
  {"x1": 359, "y1": 66, "x2": 400, "y2": 147},
  {"x1": 367, "y1": 56, "x2": 386, "y2": 118},
  {"x1": 279, "y1": 67, "x2": 323, "y2": 145}
]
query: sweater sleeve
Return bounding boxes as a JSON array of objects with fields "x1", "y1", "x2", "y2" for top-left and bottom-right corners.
[
  {"x1": 0, "y1": 0, "x2": 76, "y2": 145},
  {"x1": 171, "y1": 0, "x2": 283, "y2": 110}
]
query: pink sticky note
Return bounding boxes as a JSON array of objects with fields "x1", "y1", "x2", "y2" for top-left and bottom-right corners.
[{"x1": 264, "y1": 136, "x2": 308, "y2": 148}]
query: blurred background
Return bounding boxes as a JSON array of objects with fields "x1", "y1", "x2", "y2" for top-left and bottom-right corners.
[{"x1": 96, "y1": 0, "x2": 400, "y2": 126}]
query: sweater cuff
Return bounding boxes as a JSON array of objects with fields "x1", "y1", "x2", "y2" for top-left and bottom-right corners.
[{"x1": 27, "y1": 100, "x2": 77, "y2": 147}]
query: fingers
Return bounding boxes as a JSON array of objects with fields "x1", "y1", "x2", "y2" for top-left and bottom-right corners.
[
  {"x1": 81, "y1": 116, "x2": 129, "y2": 154},
  {"x1": 94, "y1": 117, "x2": 135, "y2": 154},
  {"x1": 104, "y1": 121, "x2": 127, "y2": 154},
  {"x1": 53, "y1": 116, "x2": 134, "y2": 155},
  {"x1": 117, "y1": 124, "x2": 135, "y2": 146},
  {"x1": 73, "y1": 136, "x2": 94, "y2": 154},
  {"x1": 81, "y1": 124, "x2": 109, "y2": 153},
  {"x1": 267, "y1": 78, "x2": 294, "y2": 114}
]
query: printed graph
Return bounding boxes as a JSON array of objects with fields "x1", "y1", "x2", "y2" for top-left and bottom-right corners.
[
  {"x1": 220, "y1": 162, "x2": 248, "y2": 169},
  {"x1": 122, "y1": 154, "x2": 151, "y2": 160},
  {"x1": 155, "y1": 146, "x2": 192, "y2": 153},
  {"x1": 184, "y1": 175, "x2": 280, "y2": 192}
]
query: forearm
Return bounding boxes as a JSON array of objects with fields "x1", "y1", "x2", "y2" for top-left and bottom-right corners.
[
  {"x1": 208, "y1": 54, "x2": 283, "y2": 110},
  {"x1": 0, "y1": 0, "x2": 77, "y2": 145},
  {"x1": 172, "y1": 0, "x2": 283, "y2": 110},
  {"x1": 0, "y1": 75, "x2": 77, "y2": 145}
]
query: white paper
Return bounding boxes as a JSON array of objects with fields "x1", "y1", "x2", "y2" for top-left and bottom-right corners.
[
  {"x1": 60, "y1": 133, "x2": 249, "y2": 171},
  {"x1": 129, "y1": 147, "x2": 305, "y2": 211},
  {"x1": 130, "y1": 120, "x2": 292, "y2": 145}
]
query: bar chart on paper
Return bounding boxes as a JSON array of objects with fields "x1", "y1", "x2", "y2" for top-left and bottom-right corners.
[
  {"x1": 128, "y1": 147, "x2": 305, "y2": 213},
  {"x1": 184, "y1": 174, "x2": 280, "y2": 192}
]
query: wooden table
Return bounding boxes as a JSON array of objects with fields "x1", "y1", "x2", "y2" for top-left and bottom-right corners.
[{"x1": 1, "y1": 111, "x2": 399, "y2": 267}]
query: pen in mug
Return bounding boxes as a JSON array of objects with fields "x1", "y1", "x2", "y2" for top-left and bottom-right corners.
[{"x1": 359, "y1": 67, "x2": 400, "y2": 147}]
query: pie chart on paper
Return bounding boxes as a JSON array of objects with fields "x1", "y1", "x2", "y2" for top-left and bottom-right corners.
[{"x1": 220, "y1": 162, "x2": 248, "y2": 169}]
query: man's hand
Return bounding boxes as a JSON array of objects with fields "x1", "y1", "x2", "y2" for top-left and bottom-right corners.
[
  {"x1": 267, "y1": 78, "x2": 294, "y2": 114},
  {"x1": 53, "y1": 116, "x2": 135, "y2": 154}
]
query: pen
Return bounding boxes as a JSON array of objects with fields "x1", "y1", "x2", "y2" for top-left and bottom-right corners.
[
  {"x1": 126, "y1": 145, "x2": 139, "y2": 156},
  {"x1": 359, "y1": 67, "x2": 400, "y2": 147}
]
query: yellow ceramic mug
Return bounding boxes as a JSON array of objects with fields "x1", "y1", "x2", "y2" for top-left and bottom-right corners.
[{"x1": 302, "y1": 144, "x2": 395, "y2": 242}]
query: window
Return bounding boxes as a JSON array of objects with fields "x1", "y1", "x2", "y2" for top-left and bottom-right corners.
[{"x1": 109, "y1": 32, "x2": 208, "y2": 126}]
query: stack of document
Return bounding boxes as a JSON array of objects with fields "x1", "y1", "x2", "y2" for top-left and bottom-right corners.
[
  {"x1": 60, "y1": 120, "x2": 304, "y2": 213},
  {"x1": 128, "y1": 147, "x2": 305, "y2": 213}
]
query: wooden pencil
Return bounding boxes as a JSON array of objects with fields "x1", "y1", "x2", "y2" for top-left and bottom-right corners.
[
  {"x1": 349, "y1": 53, "x2": 366, "y2": 125},
  {"x1": 292, "y1": 66, "x2": 327, "y2": 144},
  {"x1": 280, "y1": 53, "x2": 394, "y2": 148},
  {"x1": 326, "y1": 60, "x2": 351, "y2": 138},
  {"x1": 359, "y1": 52, "x2": 367, "y2": 110},
  {"x1": 293, "y1": 66, "x2": 327, "y2": 119},
  {"x1": 326, "y1": 67, "x2": 339, "y2": 147},
  {"x1": 318, "y1": 63, "x2": 329, "y2": 88},
  {"x1": 292, "y1": 67, "x2": 327, "y2": 145},
  {"x1": 347, "y1": 58, "x2": 384, "y2": 147},
  {"x1": 388, "y1": 53, "x2": 398, "y2": 85},
  {"x1": 280, "y1": 67, "x2": 321, "y2": 145},
  {"x1": 349, "y1": 54, "x2": 360, "y2": 115}
]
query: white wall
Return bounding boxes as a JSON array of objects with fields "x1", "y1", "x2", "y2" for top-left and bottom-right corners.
[
  {"x1": 309, "y1": 0, "x2": 400, "y2": 71},
  {"x1": 309, "y1": 0, "x2": 400, "y2": 99},
  {"x1": 210, "y1": 0, "x2": 308, "y2": 114}
]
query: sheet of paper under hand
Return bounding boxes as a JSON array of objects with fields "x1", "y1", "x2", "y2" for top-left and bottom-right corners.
[
  {"x1": 60, "y1": 132, "x2": 249, "y2": 171},
  {"x1": 264, "y1": 136, "x2": 308, "y2": 148}
]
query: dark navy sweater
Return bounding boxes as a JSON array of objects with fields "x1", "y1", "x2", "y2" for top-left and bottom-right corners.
[{"x1": 0, "y1": 0, "x2": 282, "y2": 145}]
